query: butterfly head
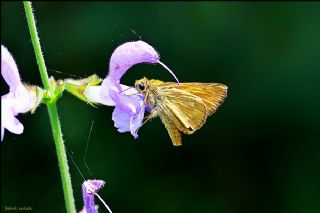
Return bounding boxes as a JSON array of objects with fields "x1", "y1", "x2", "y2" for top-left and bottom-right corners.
[{"x1": 135, "y1": 77, "x2": 150, "y2": 94}]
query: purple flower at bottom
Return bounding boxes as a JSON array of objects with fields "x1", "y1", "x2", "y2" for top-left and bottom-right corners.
[
  {"x1": 82, "y1": 179, "x2": 105, "y2": 213},
  {"x1": 1, "y1": 45, "x2": 37, "y2": 141},
  {"x1": 81, "y1": 179, "x2": 112, "y2": 213},
  {"x1": 84, "y1": 41, "x2": 159, "y2": 138}
]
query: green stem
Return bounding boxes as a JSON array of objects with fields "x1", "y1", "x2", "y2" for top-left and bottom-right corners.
[
  {"x1": 23, "y1": 1, "x2": 51, "y2": 92},
  {"x1": 23, "y1": 2, "x2": 76, "y2": 213},
  {"x1": 47, "y1": 104, "x2": 76, "y2": 212}
]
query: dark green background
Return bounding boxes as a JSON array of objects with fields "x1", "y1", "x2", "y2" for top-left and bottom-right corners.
[{"x1": 2, "y1": 2, "x2": 320, "y2": 213}]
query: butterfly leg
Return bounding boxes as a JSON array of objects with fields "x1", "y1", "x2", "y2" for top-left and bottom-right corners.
[
  {"x1": 144, "y1": 89, "x2": 149, "y2": 103},
  {"x1": 141, "y1": 109, "x2": 158, "y2": 128}
]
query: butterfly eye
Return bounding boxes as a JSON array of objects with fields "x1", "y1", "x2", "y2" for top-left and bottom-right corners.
[{"x1": 139, "y1": 83, "x2": 145, "y2": 91}]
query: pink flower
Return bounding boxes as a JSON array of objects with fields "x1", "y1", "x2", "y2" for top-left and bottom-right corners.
[{"x1": 1, "y1": 45, "x2": 38, "y2": 141}]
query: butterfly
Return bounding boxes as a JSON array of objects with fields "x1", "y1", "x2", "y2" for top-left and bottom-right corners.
[{"x1": 134, "y1": 77, "x2": 228, "y2": 146}]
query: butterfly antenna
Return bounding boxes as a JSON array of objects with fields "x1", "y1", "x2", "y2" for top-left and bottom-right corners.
[
  {"x1": 158, "y1": 61, "x2": 180, "y2": 84},
  {"x1": 66, "y1": 148, "x2": 86, "y2": 182},
  {"x1": 120, "y1": 87, "x2": 141, "y2": 96},
  {"x1": 83, "y1": 121, "x2": 94, "y2": 177},
  {"x1": 48, "y1": 68, "x2": 80, "y2": 78},
  {"x1": 120, "y1": 86, "x2": 135, "y2": 94}
]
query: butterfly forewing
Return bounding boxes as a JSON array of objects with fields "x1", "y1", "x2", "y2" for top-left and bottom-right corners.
[
  {"x1": 160, "y1": 82, "x2": 228, "y2": 115},
  {"x1": 155, "y1": 87, "x2": 208, "y2": 134}
]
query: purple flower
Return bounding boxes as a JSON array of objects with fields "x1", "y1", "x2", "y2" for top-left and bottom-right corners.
[
  {"x1": 1, "y1": 45, "x2": 37, "y2": 141},
  {"x1": 84, "y1": 41, "x2": 159, "y2": 138},
  {"x1": 81, "y1": 179, "x2": 112, "y2": 213},
  {"x1": 84, "y1": 40, "x2": 179, "y2": 139}
]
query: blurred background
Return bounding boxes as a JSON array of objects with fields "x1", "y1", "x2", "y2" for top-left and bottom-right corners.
[{"x1": 1, "y1": 2, "x2": 320, "y2": 213}]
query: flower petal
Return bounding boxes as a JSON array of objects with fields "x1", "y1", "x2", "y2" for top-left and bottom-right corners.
[
  {"x1": 1, "y1": 45, "x2": 23, "y2": 91},
  {"x1": 1, "y1": 97, "x2": 24, "y2": 141},
  {"x1": 84, "y1": 85, "x2": 115, "y2": 106},
  {"x1": 111, "y1": 93, "x2": 145, "y2": 138},
  {"x1": 112, "y1": 106, "x2": 131, "y2": 133},
  {"x1": 110, "y1": 88, "x2": 144, "y2": 138},
  {"x1": 112, "y1": 106, "x2": 145, "y2": 139},
  {"x1": 1, "y1": 45, "x2": 37, "y2": 141},
  {"x1": 108, "y1": 40, "x2": 159, "y2": 82},
  {"x1": 129, "y1": 103, "x2": 145, "y2": 139},
  {"x1": 3, "y1": 84, "x2": 32, "y2": 114}
]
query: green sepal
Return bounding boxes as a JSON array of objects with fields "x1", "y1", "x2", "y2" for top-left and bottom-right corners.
[
  {"x1": 64, "y1": 74, "x2": 102, "y2": 107},
  {"x1": 23, "y1": 84, "x2": 45, "y2": 114},
  {"x1": 41, "y1": 77, "x2": 65, "y2": 104}
]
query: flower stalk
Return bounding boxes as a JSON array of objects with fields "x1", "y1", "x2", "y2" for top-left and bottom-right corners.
[{"x1": 23, "y1": 2, "x2": 76, "y2": 212}]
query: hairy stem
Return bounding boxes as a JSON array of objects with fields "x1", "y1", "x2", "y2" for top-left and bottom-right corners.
[
  {"x1": 23, "y1": 1, "x2": 51, "y2": 92},
  {"x1": 23, "y1": 2, "x2": 76, "y2": 212},
  {"x1": 47, "y1": 103, "x2": 75, "y2": 212}
]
